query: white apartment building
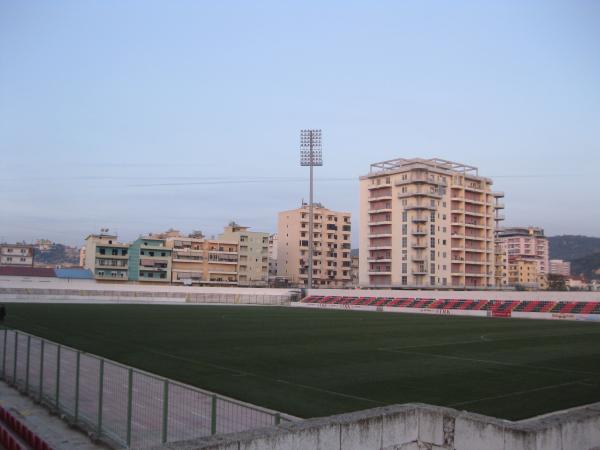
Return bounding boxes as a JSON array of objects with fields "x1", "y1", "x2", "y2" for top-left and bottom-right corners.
[
  {"x1": 0, "y1": 244, "x2": 34, "y2": 267},
  {"x1": 549, "y1": 259, "x2": 571, "y2": 277},
  {"x1": 359, "y1": 158, "x2": 504, "y2": 289}
]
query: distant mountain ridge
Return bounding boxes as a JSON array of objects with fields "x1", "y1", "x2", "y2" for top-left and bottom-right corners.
[
  {"x1": 548, "y1": 235, "x2": 600, "y2": 261},
  {"x1": 570, "y1": 252, "x2": 600, "y2": 281}
]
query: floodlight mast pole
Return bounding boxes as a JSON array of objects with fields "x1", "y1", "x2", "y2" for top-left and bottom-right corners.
[
  {"x1": 308, "y1": 133, "x2": 314, "y2": 291},
  {"x1": 300, "y1": 129, "x2": 322, "y2": 291}
]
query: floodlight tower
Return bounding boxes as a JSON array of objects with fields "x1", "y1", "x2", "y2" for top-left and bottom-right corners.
[{"x1": 300, "y1": 129, "x2": 323, "y2": 289}]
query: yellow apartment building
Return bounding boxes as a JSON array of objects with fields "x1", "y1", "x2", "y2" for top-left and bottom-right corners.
[
  {"x1": 359, "y1": 158, "x2": 504, "y2": 289},
  {"x1": 277, "y1": 203, "x2": 352, "y2": 288}
]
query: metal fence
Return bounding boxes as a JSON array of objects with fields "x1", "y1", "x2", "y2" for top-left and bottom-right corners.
[{"x1": 0, "y1": 328, "x2": 293, "y2": 448}]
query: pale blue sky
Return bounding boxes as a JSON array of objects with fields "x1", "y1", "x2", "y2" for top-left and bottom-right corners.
[{"x1": 1, "y1": 0, "x2": 599, "y2": 246}]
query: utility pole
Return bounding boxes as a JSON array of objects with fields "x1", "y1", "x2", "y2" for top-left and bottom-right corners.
[{"x1": 300, "y1": 129, "x2": 323, "y2": 290}]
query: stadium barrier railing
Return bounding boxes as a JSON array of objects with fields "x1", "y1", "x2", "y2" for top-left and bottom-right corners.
[{"x1": 0, "y1": 328, "x2": 293, "y2": 449}]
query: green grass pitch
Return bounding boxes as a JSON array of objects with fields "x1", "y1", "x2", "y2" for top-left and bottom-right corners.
[{"x1": 4, "y1": 303, "x2": 600, "y2": 420}]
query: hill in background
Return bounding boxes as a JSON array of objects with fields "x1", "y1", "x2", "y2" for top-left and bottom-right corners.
[
  {"x1": 548, "y1": 235, "x2": 600, "y2": 260},
  {"x1": 548, "y1": 235, "x2": 600, "y2": 280}
]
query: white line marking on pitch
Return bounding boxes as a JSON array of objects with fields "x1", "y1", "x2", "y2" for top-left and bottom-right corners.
[
  {"x1": 377, "y1": 348, "x2": 600, "y2": 376},
  {"x1": 449, "y1": 379, "x2": 593, "y2": 408}
]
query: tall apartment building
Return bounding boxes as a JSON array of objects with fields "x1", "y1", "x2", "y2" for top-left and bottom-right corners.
[
  {"x1": 165, "y1": 232, "x2": 238, "y2": 286},
  {"x1": 359, "y1": 158, "x2": 504, "y2": 289},
  {"x1": 219, "y1": 223, "x2": 269, "y2": 287},
  {"x1": 84, "y1": 233, "x2": 129, "y2": 280},
  {"x1": 277, "y1": 203, "x2": 352, "y2": 287},
  {"x1": 497, "y1": 227, "x2": 549, "y2": 274},
  {"x1": 268, "y1": 233, "x2": 278, "y2": 282},
  {"x1": 550, "y1": 259, "x2": 571, "y2": 277},
  {"x1": 128, "y1": 237, "x2": 172, "y2": 283},
  {"x1": 0, "y1": 244, "x2": 34, "y2": 267}
]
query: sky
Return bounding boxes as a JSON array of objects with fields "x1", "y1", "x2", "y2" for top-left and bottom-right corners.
[{"x1": 1, "y1": 0, "x2": 599, "y2": 247}]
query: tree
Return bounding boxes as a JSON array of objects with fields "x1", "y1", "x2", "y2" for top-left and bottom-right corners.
[{"x1": 547, "y1": 273, "x2": 567, "y2": 291}]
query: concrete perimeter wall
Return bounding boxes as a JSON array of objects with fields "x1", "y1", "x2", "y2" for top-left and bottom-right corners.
[
  {"x1": 151, "y1": 402, "x2": 600, "y2": 450},
  {"x1": 0, "y1": 277, "x2": 293, "y2": 305}
]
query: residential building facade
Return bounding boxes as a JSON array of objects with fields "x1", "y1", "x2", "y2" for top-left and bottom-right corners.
[
  {"x1": 359, "y1": 158, "x2": 504, "y2": 289},
  {"x1": 219, "y1": 223, "x2": 269, "y2": 287},
  {"x1": 277, "y1": 203, "x2": 352, "y2": 287},
  {"x1": 0, "y1": 244, "x2": 34, "y2": 267},
  {"x1": 549, "y1": 259, "x2": 571, "y2": 277},
  {"x1": 165, "y1": 233, "x2": 238, "y2": 286},
  {"x1": 497, "y1": 227, "x2": 549, "y2": 274},
  {"x1": 84, "y1": 233, "x2": 129, "y2": 280},
  {"x1": 268, "y1": 233, "x2": 278, "y2": 282},
  {"x1": 128, "y1": 237, "x2": 172, "y2": 283}
]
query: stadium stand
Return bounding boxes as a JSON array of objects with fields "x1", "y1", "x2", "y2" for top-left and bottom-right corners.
[
  {"x1": 0, "y1": 405, "x2": 54, "y2": 450},
  {"x1": 299, "y1": 295, "x2": 600, "y2": 318}
]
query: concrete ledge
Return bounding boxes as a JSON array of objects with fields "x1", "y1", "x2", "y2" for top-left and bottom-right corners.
[{"x1": 148, "y1": 402, "x2": 600, "y2": 450}]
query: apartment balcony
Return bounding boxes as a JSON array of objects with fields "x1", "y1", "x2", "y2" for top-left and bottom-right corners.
[
  {"x1": 412, "y1": 216, "x2": 428, "y2": 223},
  {"x1": 495, "y1": 214, "x2": 506, "y2": 221},
  {"x1": 464, "y1": 247, "x2": 485, "y2": 252},
  {"x1": 367, "y1": 183, "x2": 392, "y2": 190},
  {"x1": 464, "y1": 222, "x2": 485, "y2": 229},
  {"x1": 405, "y1": 204, "x2": 435, "y2": 211},
  {"x1": 368, "y1": 245, "x2": 392, "y2": 250},
  {"x1": 451, "y1": 233, "x2": 465, "y2": 239},
  {"x1": 465, "y1": 273, "x2": 486, "y2": 277},
  {"x1": 412, "y1": 269, "x2": 428, "y2": 275},
  {"x1": 208, "y1": 270, "x2": 238, "y2": 275},
  {"x1": 412, "y1": 256, "x2": 427, "y2": 262},
  {"x1": 464, "y1": 185, "x2": 484, "y2": 193},
  {"x1": 369, "y1": 220, "x2": 392, "y2": 226},
  {"x1": 368, "y1": 193, "x2": 393, "y2": 201},
  {"x1": 368, "y1": 208, "x2": 392, "y2": 214},
  {"x1": 464, "y1": 235, "x2": 485, "y2": 241},
  {"x1": 369, "y1": 233, "x2": 392, "y2": 238},
  {"x1": 411, "y1": 243, "x2": 427, "y2": 249},
  {"x1": 368, "y1": 270, "x2": 392, "y2": 276},
  {"x1": 493, "y1": 191, "x2": 505, "y2": 198},
  {"x1": 395, "y1": 176, "x2": 447, "y2": 186},
  {"x1": 495, "y1": 202, "x2": 505, "y2": 209},
  {"x1": 97, "y1": 253, "x2": 129, "y2": 259},
  {"x1": 398, "y1": 191, "x2": 441, "y2": 199},
  {"x1": 368, "y1": 257, "x2": 392, "y2": 262},
  {"x1": 464, "y1": 260, "x2": 486, "y2": 265},
  {"x1": 464, "y1": 210, "x2": 485, "y2": 217}
]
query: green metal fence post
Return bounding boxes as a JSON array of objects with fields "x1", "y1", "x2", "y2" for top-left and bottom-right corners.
[
  {"x1": 161, "y1": 379, "x2": 169, "y2": 443},
  {"x1": 25, "y1": 335, "x2": 31, "y2": 394},
  {"x1": 55, "y1": 345, "x2": 61, "y2": 409},
  {"x1": 39, "y1": 340, "x2": 45, "y2": 402},
  {"x1": 97, "y1": 359, "x2": 104, "y2": 436},
  {"x1": 2, "y1": 329, "x2": 7, "y2": 379},
  {"x1": 126, "y1": 368, "x2": 133, "y2": 447},
  {"x1": 13, "y1": 331, "x2": 18, "y2": 384},
  {"x1": 211, "y1": 395, "x2": 217, "y2": 435},
  {"x1": 74, "y1": 351, "x2": 80, "y2": 421}
]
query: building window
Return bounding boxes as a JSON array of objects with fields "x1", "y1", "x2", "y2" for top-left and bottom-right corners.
[
  {"x1": 430, "y1": 238, "x2": 435, "y2": 248},
  {"x1": 402, "y1": 224, "x2": 407, "y2": 234},
  {"x1": 402, "y1": 237, "x2": 407, "y2": 247},
  {"x1": 430, "y1": 224, "x2": 435, "y2": 235},
  {"x1": 402, "y1": 211, "x2": 407, "y2": 222},
  {"x1": 402, "y1": 276, "x2": 408, "y2": 285},
  {"x1": 402, "y1": 263, "x2": 407, "y2": 274}
]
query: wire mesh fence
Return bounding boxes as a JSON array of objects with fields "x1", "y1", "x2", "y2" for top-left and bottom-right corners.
[{"x1": 0, "y1": 328, "x2": 293, "y2": 448}]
